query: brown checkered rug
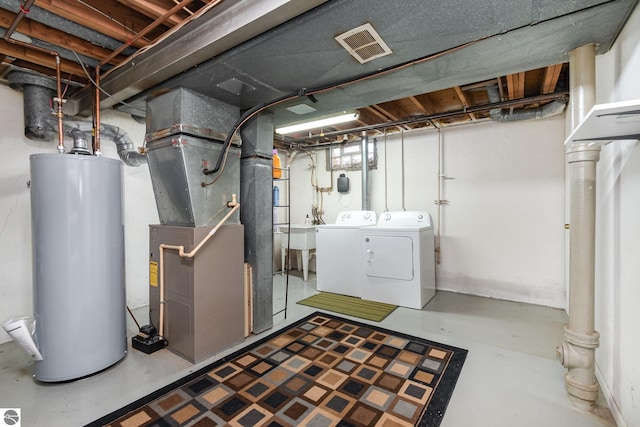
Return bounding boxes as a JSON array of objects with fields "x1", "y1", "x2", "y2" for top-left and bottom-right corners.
[{"x1": 88, "y1": 312, "x2": 467, "y2": 427}]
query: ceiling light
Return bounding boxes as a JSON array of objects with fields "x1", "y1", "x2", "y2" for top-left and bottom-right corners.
[{"x1": 276, "y1": 112, "x2": 359, "y2": 134}]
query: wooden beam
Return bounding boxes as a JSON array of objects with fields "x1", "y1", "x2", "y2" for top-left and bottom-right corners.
[
  {"x1": 0, "y1": 9, "x2": 126, "y2": 66},
  {"x1": 506, "y1": 72, "x2": 525, "y2": 99},
  {"x1": 541, "y1": 64, "x2": 563, "y2": 94},
  {"x1": 0, "y1": 40, "x2": 86, "y2": 76},
  {"x1": 117, "y1": 0, "x2": 184, "y2": 26},
  {"x1": 10, "y1": 59, "x2": 89, "y2": 85},
  {"x1": 370, "y1": 104, "x2": 410, "y2": 130},
  {"x1": 35, "y1": 0, "x2": 149, "y2": 47},
  {"x1": 454, "y1": 86, "x2": 477, "y2": 120}
]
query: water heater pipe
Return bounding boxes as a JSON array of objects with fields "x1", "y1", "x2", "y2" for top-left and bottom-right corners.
[
  {"x1": 58, "y1": 120, "x2": 147, "y2": 166},
  {"x1": 158, "y1": 195, "x2": 239, "y2": 337}
]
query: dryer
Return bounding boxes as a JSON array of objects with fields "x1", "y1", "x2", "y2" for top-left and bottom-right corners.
[
  {"x1": 360, "y1": 211, "x2": 435, "y2": 309},
  {"x1": 316, "y1": 211, "x2": 377, "y2": 297}
]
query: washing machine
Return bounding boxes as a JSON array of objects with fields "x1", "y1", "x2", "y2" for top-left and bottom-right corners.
[
  {"x1": 316, "y1": 211, "x2": 377, "y2": 297},
  {"x1": 360, "y1": 211, "x2": 436, "y2": 309}
]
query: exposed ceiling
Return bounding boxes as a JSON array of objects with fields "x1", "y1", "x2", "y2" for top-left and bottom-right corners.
[{"x1": 0, "y1": 0, "x2": 637, "y2": 146}]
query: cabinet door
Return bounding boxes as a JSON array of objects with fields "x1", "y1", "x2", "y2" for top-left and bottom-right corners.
[{"x1": 363, "y1": 235, "x2": 414, "y2": 280}]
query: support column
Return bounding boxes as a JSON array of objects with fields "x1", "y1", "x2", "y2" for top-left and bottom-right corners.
[
  {"x1": 240, "y1": 113, "x2": 275, "y2": 333},
  {"x1": 559, "y1": 43, "x2": 600, "y2": 409}
]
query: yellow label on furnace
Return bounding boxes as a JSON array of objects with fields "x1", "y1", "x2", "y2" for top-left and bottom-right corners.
[{"x1": 149, "y1": 261, "x2": 158, "y2": 287}]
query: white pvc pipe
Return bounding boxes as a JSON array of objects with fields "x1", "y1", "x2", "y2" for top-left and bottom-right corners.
[
  {"x1": 560, "y1": 44, "x2": 600, "y2": 409},
  {"x1": 158, "y1": 195, "x2": 239, "y2": 337}
]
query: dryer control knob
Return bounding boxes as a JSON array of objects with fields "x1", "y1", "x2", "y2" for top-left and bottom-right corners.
[{"x1": 385, "y1": 213, "x2": 391, "y2": 220}]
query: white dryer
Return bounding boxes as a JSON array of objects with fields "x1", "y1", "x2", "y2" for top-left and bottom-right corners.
[
  {"x1": 316, "y1": 211, "x2": 377, "y2": 297},
  {"x1": 360, "y1": 211, "x2": 435, "y2": 309}
]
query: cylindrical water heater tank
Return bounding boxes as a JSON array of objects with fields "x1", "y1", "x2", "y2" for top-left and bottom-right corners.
[{"x1": 30, "y1": 154, "x2": 127, "y2": 382}]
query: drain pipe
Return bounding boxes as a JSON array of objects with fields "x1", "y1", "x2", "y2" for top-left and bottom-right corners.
[
  {"x1": 557, "y1": 43, "x2": 600, "y2": 409},
  {"x1": 361, "y1": 131, "x2": 369, "y2": 210}
]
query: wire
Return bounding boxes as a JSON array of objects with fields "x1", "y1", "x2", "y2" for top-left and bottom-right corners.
[
  {"x1": 126, "y1": 306, "x2": 141, "y2": 330},
  {"x1": 70, "y1": 50, "x2": 142, "y2": 111}
]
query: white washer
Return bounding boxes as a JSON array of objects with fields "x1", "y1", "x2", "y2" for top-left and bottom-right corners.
[
  {"x1": 316, "y1": 211, "x2": 377, "y2": 297},
  {"x1": 360, "y1": 211, "x2": 435, "y2": 309}
]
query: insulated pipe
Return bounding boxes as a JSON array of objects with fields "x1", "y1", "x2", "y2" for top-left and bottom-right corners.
[
  {"x1": 158, "y1": 195, "x2": 239, "y2": 337},
  {"x1": 361, "y1": 132, "x2": 369, "y2": 210},
  {"x1": 4, "y1": 2, "x2": 63, "y2": 151},
  {"x1": 558, "y1": 43, "x2": 600, "y2": 409},
  {"x1": 486, "y1": 85, "x2": 567, "y2": 121}
]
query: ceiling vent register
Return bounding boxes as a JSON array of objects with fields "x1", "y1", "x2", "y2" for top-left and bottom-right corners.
[{"x1": 335, "y1": 23, "x2": 392, "y2": 64}]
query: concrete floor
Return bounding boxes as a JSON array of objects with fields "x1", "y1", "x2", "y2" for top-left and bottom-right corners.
[{"x1": 0, "y1": 272, "x2": 614, "y2": 426}]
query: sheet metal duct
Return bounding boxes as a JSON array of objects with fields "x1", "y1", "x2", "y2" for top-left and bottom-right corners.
[{"x1": 145, "y1": 88, "x2": 240, "y2": 227}]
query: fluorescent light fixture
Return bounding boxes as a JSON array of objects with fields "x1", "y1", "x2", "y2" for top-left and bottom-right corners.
[{"x1": 276, "y1": 112, "x2": 359, "y2": 134}]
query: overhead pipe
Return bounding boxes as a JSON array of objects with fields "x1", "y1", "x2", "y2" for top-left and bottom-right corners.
[
  {"x1": 278, "y1": 92, "x2": 570, "y2": 146},
  {"x1": 98, "y1": 0, "x2": 197, "y2": 68},
  {"x1": 486, "y1": 85, "x2": 567, "y2": 122},
  {"x1": 557, "y1": 43, "x2": 599, "y2": 409}
]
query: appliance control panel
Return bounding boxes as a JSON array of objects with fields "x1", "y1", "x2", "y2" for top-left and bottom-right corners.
[
  {"x1": 378, "y1": 211, "x2": 433, "y2": 227},
  {"x1": 335, "y1": 210, "x2": 377, "y2": 225}
]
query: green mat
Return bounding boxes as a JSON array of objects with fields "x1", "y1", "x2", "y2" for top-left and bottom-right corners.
[{"x1": 297, "y1": 292, "x2": 397, "y2": 322}]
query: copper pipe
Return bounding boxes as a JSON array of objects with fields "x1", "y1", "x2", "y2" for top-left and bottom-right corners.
[
  {"x1": 94, "y1": 66, "x2": 101, "y2": 155},
  {"x1": 99, "y1": 0, "x2": 195, "y2": 67},
  {"x1": 55, "y1": 55, "x2": 64, "y2": 153},
  {"x1": 3, "y1": 0, "x2": 36, "y2": 41}
]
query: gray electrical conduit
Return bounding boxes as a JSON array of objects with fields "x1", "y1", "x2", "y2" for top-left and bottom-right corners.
[{"x1": 48, "y1": 119, "x2": 147, "y2": 166}]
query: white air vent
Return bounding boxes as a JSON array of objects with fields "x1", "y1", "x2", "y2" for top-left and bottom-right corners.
[{"x1": 335, "y1": 23, "x2": 392, "y2": 64}]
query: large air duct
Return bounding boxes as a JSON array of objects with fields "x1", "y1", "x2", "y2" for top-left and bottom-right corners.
[
  {"x1": 486, "y1": 84, "x2": 567, "y2": 122},
  {"x1": 145, "y1": 87, "x2": 240, "y2": 227}
]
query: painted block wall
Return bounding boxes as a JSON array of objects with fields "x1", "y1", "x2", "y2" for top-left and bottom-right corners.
[
  {"x1": 288, "y1": 114, "x2": 567, "y2": 309},
  {"x1": 0, "y1": 88, "x2": 157, "y2": 344},
  {"x1": 592, "y1": 4, "x2": 640, "y2": 425}
]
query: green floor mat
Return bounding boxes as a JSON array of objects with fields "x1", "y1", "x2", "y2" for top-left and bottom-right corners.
[{"x1": 297, "y1": 292, "x2": 398, "y2": 322}]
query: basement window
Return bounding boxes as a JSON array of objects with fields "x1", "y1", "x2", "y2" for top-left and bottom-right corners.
[{"x1": 326, "y1": 140, "x2": 377, "y2": 171}]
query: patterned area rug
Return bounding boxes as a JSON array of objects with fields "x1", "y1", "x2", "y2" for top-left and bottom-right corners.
[
  {"x1": 89, "y1": 312, "x2": 467, "y2": 427},
  {"x1": 297, "y1": 293, "x2": 398, "y2": 322}
]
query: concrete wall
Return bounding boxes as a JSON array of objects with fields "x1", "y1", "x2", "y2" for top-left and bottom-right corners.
[
  {"x1": 288, "y1": 114, "x2": 567, "y2": 308},
  {"x1": 593, "y1": 5, "x2": 640, "y2": 426},
  {"x1": 0, "y1": 87, "x2": 156, "y2": 344}
]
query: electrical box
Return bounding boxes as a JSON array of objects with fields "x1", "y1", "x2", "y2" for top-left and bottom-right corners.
[{"x1": 337, "y1": 173, "x2": 350, "y2": 193}]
